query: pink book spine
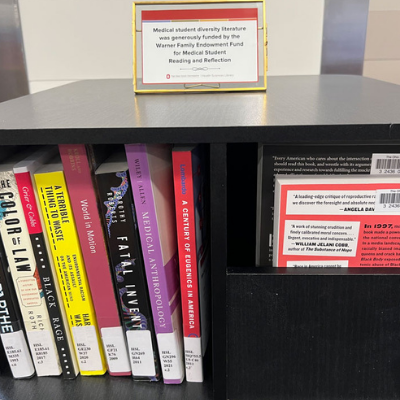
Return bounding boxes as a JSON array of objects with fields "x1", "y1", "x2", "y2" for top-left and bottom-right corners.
[{"x1": 59, "y1": 144, "x2": 131, "y2": 376}]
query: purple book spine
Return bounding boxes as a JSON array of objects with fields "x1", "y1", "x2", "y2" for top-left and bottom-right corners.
[{"x1": 125, "y1": 144, "x2": 184, "y2": 384}]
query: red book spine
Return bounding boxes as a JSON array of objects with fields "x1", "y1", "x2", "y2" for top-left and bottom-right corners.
[
  {"x1": 172, "y1": 151, "x2": 201, "y2": 338},
  {"x1": 59, "y1": 144, "x2": 131, "y2": 376}
]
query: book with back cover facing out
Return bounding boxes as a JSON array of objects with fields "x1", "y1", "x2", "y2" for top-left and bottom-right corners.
[
  {"x1": 256, "y1": 145, "x2": 400, "y2": 266},
  {"x1": 274, "y1": 175, "x2": 400, "y2": 268}
]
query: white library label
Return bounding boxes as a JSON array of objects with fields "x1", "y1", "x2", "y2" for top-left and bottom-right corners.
[
  {"x1": 375, "y1": 189, "x2": 400, "y2": 212},
  {"x1": 72, "y1": 325, "x2": 103, "y2": 371},
  {"x1": 184, "y1": 336, "x2": 203, "y2": 382},
  {"x1": 27, "y1": 329, "x2": 60, "y2": 376},
  {"x1": 371, "y1": 154, "x2": 400, "y2": 175},
  {"x1": 101, "y1": 327, "x2": 131, "y2": 373},
  {"x1": 1, "y1": 331, "x2": 35, "y2": 378},
  {"x1": 126, "y1": 330, "x2": 156, "y2": 377},
  {"x1": 157, "y1": 330, "x2": 184, "y2": 380}
]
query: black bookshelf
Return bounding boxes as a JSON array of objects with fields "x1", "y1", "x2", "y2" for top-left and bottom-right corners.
[
  {"x1": 0, "y1": 370, "x2": 213, "y2": 400},
  {"x1": 1, "y1": 75, "x2": 400, "y2": 400}
]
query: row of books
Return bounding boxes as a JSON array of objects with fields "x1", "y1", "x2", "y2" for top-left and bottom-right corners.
[
  {"x1": 0, "y1": 144, "x2": 210, "y2": 383},
  {"x1": 256, "y1": 145, "x2": 400, "y2": 268}
]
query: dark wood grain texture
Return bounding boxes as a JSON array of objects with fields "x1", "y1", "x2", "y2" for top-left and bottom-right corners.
[
  {"x1": 210, "y1": 144, "x2": 228, "y2": 400},
  {"x1": 0, "y1": 76, "x2": 400, "y2": 400},
  {"x1": 227, "y1": 268, "x2": 400, "y2": 400},
  {"x1": 0, "y1": 76, "x2": 400, "y2": 144},
  {"x1": 0, "y1": 371, "x2": 213, "y2": 400}
]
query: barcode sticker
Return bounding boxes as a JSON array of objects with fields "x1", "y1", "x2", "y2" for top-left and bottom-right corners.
[
  {"x1": 375, "y1": 189, "x2": 400, "y2": 212},
  {"x1": 371, "y1": 154, "x2": 400, "y2": 175},
  {"x1": 72, "y1": 325, "x2": 103, "y2": 372},
  {"x1": 1, "y1": 331, "x2": 35, "y2": 378},
  {"x1": 27, "y1": 330, "x2": 61, "y2": 376},
  {"x1": 101, "y1": 327, "x2": 131, "y2": 374}
]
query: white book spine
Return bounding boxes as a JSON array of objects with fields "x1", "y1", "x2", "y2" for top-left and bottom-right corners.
[{"x1": 0, "y1": 170, "x2": 62, "y2": 376}]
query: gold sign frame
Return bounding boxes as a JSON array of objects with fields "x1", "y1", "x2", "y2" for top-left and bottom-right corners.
[{"x1": 133, "y1": 0, "x2": 267, "y2": 93}]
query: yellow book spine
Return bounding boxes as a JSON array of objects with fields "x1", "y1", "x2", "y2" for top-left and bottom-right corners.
[{"x1": 34, "y1": 170, "x2": 107, "y2": 375}]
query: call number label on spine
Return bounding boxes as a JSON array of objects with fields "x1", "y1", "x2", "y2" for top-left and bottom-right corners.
[
  {"x1": 127, "y1": 330, "x2": 156, "y2": 377},
  {"x1": 72, "y1": 325, "x2": 103, "y2": 371},
  {"x1": 1, "y1": 331, "x2": 35, "y2": 378},
  {"x1": 101, "y1": 326, "x2": 131, "y2": 374}
]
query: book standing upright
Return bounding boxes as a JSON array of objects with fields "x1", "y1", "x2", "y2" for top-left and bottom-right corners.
[
  {"x1": 125, "y1": 144, "x2": 185, "y2": 384},
  {"x1": 172, "y1": 145, "x2": 211, "y2": 382},
  {"x1": 0, "y1": 151, "x2": 62, "y2": 376},
  {"x1": 13, "y1": 147, "x2": 80, "y2": 378},
  {"x1": 95, "y1": 150, "x2": 161, "y2": 380},
  {"x1": 34, "y1": 157, "x2": 107, "y2": 375},
  {"x1": 0, "y1": 238, "x2": 35, "y2": 379},
  {"x1": 60, "y1": 144, "x2": 131, "y2": 376}
]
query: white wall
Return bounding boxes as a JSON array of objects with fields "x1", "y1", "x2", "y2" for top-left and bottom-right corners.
[
  {"x1": 363, "y1": 0, "x2": 400, "y2": 85},
  {"x1": 19, "y1": 0, "x2": 325, "y2": 93}
]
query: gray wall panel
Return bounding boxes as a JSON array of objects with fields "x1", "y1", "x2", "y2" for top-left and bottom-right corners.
[
  {"x1": 0, "y1": 0, "x2": 29, "y2": 102},
  {"x1": 321, "y1": 0, "x2": 370, "y2": 75}
]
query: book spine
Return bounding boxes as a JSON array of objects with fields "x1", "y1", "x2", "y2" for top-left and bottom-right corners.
[
  {"x1": 34, "y1": 171, "x2": 107, "y2": 375},
  {"x1": 0, "y1": 241, "x2": 35, "y2": 379},
  {"x1": 96, "y1": 169, "x2": 160, "y2": 381},
  {"x1": 0, "y1": 171, "x2": 62, "y2": 377},
  {"x1": 126, "y1": 144, "x2": 184, "y2": 384},
  {"x1": 59, "y1": 144, "x2": 131, "y2": 376},
  {"x1": 172, "y1": 150, "x2": 203, "y2": 382},
  {"x1": 14, "y1": 171, "x2": 78, "y2": 379}
]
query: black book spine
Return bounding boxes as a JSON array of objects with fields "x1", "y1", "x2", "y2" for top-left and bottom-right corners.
[
  {"x1": 29, "y1": 231, "x2": 78, "y2": 379},
  {"x1": 95, "y1": 169, "x2": 161, "y2": 381},
  {"x1": 0, "y1": 238, "x2": 35, "y2": 378}
]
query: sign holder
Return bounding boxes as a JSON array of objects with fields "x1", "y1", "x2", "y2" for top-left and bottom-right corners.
[{"x1": 133, "y1": 0, "x2": 267, "y2": 93}]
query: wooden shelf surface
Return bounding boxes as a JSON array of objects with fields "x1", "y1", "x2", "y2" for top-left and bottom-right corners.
[
  {"x1": 0, "y1": 371, "x2": 213, "y2": 400},
  {"x1": 0, "y1": 76, "x2": 400, "y2": 144}
]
